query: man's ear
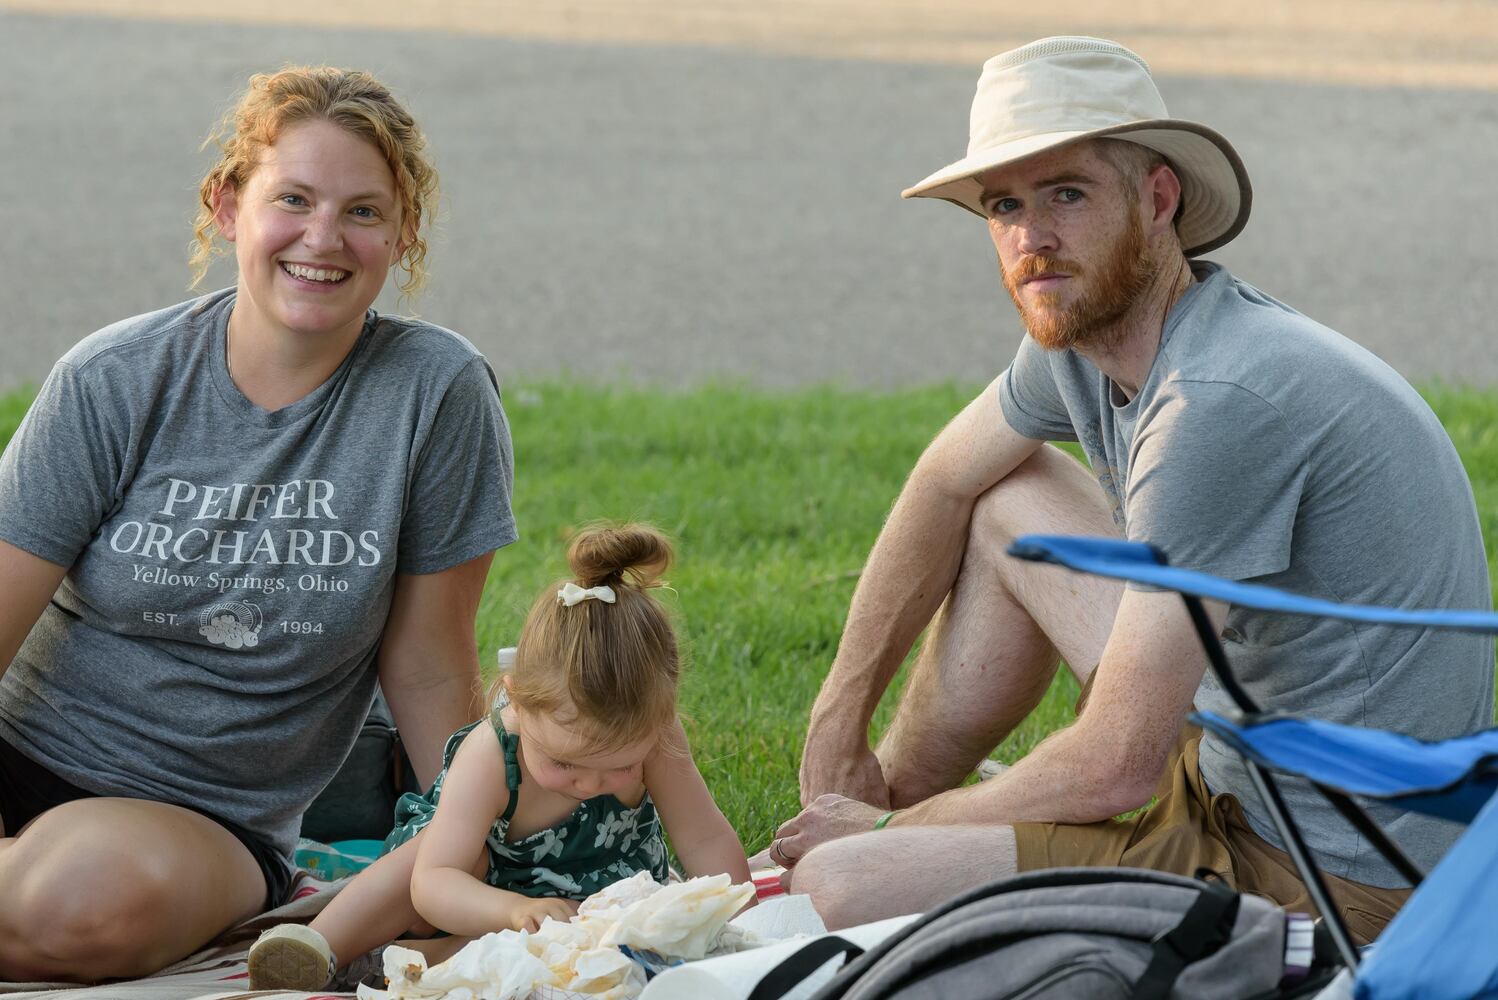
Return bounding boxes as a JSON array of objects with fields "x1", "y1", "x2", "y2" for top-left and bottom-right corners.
[
  {"x1": 211, "y1": 183, "x2": 240, "y2": 242},
  {"x1": 1145, "y1": 163, "x2": 1183, "y2": 237}
]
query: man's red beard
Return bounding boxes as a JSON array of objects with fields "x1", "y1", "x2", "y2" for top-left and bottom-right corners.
[{"x1": 1001, "y1": 210, "x2": 1158, "y2": 352}]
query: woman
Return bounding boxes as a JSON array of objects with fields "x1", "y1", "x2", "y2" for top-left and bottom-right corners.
[{"x1": 0, "y1": 67, "x2": 515, "y2": 982}]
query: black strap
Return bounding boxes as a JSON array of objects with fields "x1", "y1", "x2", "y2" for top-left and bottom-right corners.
[
  {"x1": 1316, "y1": 783, "x2": 1424, "y2": 887},
  {"x1": 746, "y1": 935, "x2": 865, "y2": 1000},
  {"x1": 490, "y1": 700, "x2": 523, "y2": 823},
  {"x1": 1130, "y1": 878, "x2": 1241, "y2": 999}
]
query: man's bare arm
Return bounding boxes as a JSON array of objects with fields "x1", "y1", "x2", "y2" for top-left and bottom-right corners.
[
  {"x1": 777, "y1": 591, "x2": 1227, "y2": 860},
  {"x1": 890, "y1": 589, "x2": 1226, "y2": 826},
  {"x1": 0, "y1": 539, "x2": 69, "y2": 682},
  {"x1": 799, "y1": 379, "x2": 1043, "y2": 806}
]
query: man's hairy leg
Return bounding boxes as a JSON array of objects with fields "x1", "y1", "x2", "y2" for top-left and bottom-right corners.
[
  {"x1": 877, "y1": 445, "x2": 1122, "y2": 807},
  {"x1": 790, "y1": 825, "x2": 1019, "y2": 930}
]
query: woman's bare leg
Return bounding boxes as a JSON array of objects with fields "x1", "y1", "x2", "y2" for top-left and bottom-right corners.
[{"x1": 0, "y1": 798, "x2": 265, "y2": 982}]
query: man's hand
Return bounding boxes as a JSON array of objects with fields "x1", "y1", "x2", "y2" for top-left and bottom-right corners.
[
  {"x1": 507, "y1": 896, "x2": 579, "y2": 933},
  {"x1": 798, "y1": 737, "x2": 891, "y2": 809},
  {"x1": 771, "y1": 794, "x2": 888, "y2": 868}
]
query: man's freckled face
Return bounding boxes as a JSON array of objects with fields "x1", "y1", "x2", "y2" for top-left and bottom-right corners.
[{"x1": 978, "y1": 143, "x2": 1154, "y2": 351}]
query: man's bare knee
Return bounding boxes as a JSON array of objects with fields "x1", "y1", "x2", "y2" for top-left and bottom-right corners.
[
  {"x1": 971, "y1": 446, "x2": 1113, "y2": 557},
  {"x1": 790, "y1": 836, "x2": 884, "y2": 931},
  {"x1": 792, "y1": 826, "x2": 1020, "y2": 932}
]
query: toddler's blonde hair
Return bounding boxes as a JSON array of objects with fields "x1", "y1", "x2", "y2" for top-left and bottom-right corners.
[{"x1": 506, "y1": 524, "x2": 684, "y2": 757}]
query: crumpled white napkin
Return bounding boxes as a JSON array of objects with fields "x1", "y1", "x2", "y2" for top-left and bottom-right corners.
[
  {"x1": 358, "y1": 872, "x2": 756, "y2": 1000},
  {"x1": 365, "y1": 932, "x2": 557, "y2": 1000},
  {"x1": 599, "y1": 875, "x2": 757, "y2": 961}
]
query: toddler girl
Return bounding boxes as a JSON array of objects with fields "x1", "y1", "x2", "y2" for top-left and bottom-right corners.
[{"x1": 248, "y1": 524, "x2": 750, "y2": 990}]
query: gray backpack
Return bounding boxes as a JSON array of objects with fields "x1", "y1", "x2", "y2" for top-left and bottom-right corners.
[{"x1": 748, "y1": 868, "x2": 1335, "y2": 1000}]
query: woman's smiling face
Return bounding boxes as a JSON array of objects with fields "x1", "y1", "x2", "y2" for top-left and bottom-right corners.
[{"x1": 214, "y1": 118, "x2": 404, "y2": 346}]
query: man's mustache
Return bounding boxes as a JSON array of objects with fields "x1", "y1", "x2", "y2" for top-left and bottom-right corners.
[{"x1": 1010, "y1": 256, "x2": 1082, "y2": 283}]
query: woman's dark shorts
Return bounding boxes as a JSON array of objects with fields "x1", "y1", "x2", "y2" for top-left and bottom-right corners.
[{"x1": 0, "y1": 735, "x2": 293, "y2": 909}]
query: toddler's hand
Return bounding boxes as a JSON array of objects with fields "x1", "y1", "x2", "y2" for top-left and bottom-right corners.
[{"x1": 508, "y1": 896, "x2": 580, "y2": 933}]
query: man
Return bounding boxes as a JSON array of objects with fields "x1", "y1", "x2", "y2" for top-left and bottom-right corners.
[{"x1": 772, "y1": 37, "x2": 1492, "y2": 944}]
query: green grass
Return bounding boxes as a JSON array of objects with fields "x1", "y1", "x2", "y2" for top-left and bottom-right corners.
[
  {"x1": 3, "y1": 380, "x2": 1497, "y2": 856},
  {"x1": 480, "y1": 381, "x2": 980, "y2": 853},
  {"x1": 0, "y1": 391, "x2": 31, "y2": 450}
]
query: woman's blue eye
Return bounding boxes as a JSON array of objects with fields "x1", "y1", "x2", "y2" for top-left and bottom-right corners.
[
  {"x1": 352, "y1": 206, "x2": 377, "y2": 219},
  {"x1": 280, "y1": 194, "x2": 308, "y2": 207},
  {"x1": 1058, "y1": 188, "x2": 1084, "y2": 203}
]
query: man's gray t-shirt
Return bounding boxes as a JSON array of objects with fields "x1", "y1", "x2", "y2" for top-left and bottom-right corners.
[
  {"x1": 999, "y1": 262, "x2": 1493, "y2": 887},
  {"x1": 0, "y1": 289, "x2": 517, "y2": 860}
]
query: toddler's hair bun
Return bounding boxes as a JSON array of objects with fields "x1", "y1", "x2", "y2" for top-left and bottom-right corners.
[{"x1": 567, "y1": 523, "x2": 673, "y2": 590}]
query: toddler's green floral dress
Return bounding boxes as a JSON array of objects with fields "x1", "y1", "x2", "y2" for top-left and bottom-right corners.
[{"x1": 382, "y1": 698, "x2": 669, "y2": 900}]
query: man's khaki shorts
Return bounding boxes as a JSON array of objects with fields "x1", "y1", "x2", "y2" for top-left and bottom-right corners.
[{"x1": 1011, "y1": 683, "x2": 1411, "y2": 946}]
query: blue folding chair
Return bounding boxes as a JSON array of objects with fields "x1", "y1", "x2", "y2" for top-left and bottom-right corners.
[{"x1": 1007, "y1": 535, "x2": 1498, "y2": 1000}]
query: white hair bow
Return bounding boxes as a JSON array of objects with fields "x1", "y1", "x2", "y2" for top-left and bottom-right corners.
[{"x1": 557, "y1": 582, "x2": 617, "y2": 607}]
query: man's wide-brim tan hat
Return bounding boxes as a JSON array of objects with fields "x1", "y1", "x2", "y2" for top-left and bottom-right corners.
[{"x1": 902, "y1": 36, "x2": 1251, "y2": 258}]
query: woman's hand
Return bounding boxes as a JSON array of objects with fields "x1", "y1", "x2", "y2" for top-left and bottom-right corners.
[{"x1": 507, "y1": 896, "x2": 579, "y2": 933}]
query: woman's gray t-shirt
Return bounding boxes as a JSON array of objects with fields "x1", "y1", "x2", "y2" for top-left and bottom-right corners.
[
  {"x1": 999, "y1": 262, "x2": 1493, "y2": 887},
  {"x1": 0, "y1": 289, "x2": 517, "y2": 858}
]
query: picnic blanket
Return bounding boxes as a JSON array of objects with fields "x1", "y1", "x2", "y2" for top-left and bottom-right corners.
[
  {"x1": 0, "y1": 868, "x2": 927, "y2": 1000},
  {"x1": 0, "y1": 872, "x2": 821, "y2": 1000},
  {"x1": 0, "y1": 870, "x2": 353, "y2": 1000}
]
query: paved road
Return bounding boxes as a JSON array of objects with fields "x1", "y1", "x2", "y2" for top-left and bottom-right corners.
[{"x1": 3, "y1": 10, "x2": 1496, "y2": 390}]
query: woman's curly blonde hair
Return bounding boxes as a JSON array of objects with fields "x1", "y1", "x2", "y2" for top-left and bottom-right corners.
[{"x1": 189, "y1": 66, "x2": 439, "y2": 298}]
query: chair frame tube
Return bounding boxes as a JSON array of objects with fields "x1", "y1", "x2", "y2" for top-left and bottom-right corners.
[{"x1": 1175, "y1": 582, "x2": 1430, "y2": 970}]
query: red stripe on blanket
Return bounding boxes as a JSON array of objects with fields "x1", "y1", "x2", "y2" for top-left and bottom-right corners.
[
  {"x1": 293, "y1": 885, "x2": 321, "y2": 900},
  {"x1": 752, "y1": 869, "x2": 786, "y2": 899}
]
